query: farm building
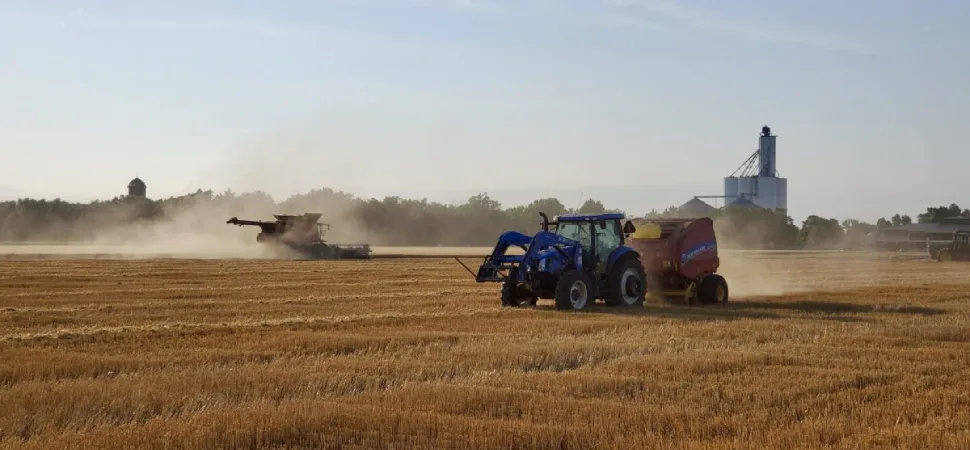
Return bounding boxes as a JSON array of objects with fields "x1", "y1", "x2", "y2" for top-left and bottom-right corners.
[
  {"x1": 679, "y1": 198, "x2": 718, "y2": 216},
  {"x1": 872, "y1": 221, "x2": 970, "y2": 251}
]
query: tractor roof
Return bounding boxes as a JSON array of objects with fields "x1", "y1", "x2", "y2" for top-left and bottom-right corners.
[{"x1": 555, "y1": 213, "x2": 625, "y2": 222}]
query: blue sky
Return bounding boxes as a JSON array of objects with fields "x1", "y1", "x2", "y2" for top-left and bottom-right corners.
[{"x1": 1, "y1": 0, "x2": 968, "y2": 223}]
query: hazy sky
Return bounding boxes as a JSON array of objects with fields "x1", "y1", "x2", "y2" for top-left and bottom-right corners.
[{"x1": 2, "y1": 0, "x2": 968, "y2": 223}]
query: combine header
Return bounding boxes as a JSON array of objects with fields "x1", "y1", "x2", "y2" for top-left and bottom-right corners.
[{"x1": 226, "y1": 213, "x2": 372, "y2": 259}]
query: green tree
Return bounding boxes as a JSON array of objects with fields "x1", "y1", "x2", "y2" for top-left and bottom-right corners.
[
  {"x1": 918, "y1": 203, "x2": 968, "y2": 223},
  {"x1": 577, "y1": 199, "x2": 606, "y2": 214},
  {"x1": 841, "y1": 219, "x2": 877, "y2": 250},
  {"x1": 799, "y1": 215, "x2": 844, "y2": 248}
]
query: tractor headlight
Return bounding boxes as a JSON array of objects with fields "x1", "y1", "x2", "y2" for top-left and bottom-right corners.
[{"x1": 538, "y1": 258, "x2": 547, "y2": 271}]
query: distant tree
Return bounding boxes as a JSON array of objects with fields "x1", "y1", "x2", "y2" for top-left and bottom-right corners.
[
  {"x1": 577, "y1": 199, "x2": 607, "y2": 214},
  {"x1": 890, "y1": 213, "x2": 912, "y2": 227},
  {"x1": 506, "y1": 198, "x2": 567, "y2": 232},
  {"x1": 31, "y1": 186, "x2": 970, "y2": 251},
  {"x1": 918, "y1": 203, "x2": 967, "y2": 223},
  {"x1": 713, "y1": 206, "x2": 798, "y2": 249},
  {"x1": 841, "y1": 219, "x2": 877, "y2": 250},
  {"x1": 799, "y1": 215, "x2": 844, "y2": 249}
]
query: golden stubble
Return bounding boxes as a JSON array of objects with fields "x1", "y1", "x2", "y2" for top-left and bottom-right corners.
[{"x1": 1, "y1": 252, "x2": 969, "y2": 449}]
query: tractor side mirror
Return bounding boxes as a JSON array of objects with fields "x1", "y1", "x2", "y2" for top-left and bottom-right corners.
[{"x1": 622, "y1": 220, "x2": 636, "y2": 235}]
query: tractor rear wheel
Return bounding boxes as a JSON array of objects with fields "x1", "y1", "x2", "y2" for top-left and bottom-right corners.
[
  {"x1": 605, "y1": 257, "x2": 646, "y2": 307},
  {"x1": 698, "y1": 274, "x2": 729, "y2": 305},
  {"x1": 554, "y1": 270, "x2": 592, "y2": 311}
]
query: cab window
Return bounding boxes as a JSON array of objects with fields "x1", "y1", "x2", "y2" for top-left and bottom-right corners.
[{"x1": 556, "y1": 222, "x2": 592, "y2": 249}]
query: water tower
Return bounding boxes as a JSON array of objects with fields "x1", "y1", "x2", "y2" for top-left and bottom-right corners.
[{"x1": 127, "y1": 177, "x2": 146, "y2": 198}]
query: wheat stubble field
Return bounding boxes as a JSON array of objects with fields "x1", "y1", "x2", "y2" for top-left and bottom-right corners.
[{"x1": 2, "y1": 251, "x2": 970, "y2": 449}]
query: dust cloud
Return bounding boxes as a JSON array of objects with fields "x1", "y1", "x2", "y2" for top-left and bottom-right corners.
[
  {"x1": 0, "y1": 192, "x2": 377, "y2": 260},
  {"x1": 715, "y1": 248, "x2": 908, "y2": 298},
  {"x1": 710, "y1": 219, "x2": 900, "y2": 298}
]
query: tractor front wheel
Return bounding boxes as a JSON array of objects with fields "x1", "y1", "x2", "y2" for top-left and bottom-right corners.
[
  {"x1": 605, "y1": 257, "x2": 646, "y2": 307},
  {"x1": 502, "y1": 268, "x2": 537, "y2": 307},
  {"x1": 554, "y1": 270, "x2": 593, "y2": 311}
]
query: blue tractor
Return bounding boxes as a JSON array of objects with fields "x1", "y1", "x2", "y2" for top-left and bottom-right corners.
[{"x1": 472, "y1": 212, "x2": 647, "y2": 310}]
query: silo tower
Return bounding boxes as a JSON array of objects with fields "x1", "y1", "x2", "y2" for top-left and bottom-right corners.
[{"x1": 722, "y1": 125, "x2": 787, "y2": 211}]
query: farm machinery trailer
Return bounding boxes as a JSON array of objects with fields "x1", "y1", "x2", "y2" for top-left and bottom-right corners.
[
  {"x1": 625, "y1": 217, "x2": 728, "y2": 305},
  {"x1": 226, "y1": 213, "x2": 372, "y2": 259},
  {"x1": 467, "y1": 212, "x2": 728, "y2": 310}
]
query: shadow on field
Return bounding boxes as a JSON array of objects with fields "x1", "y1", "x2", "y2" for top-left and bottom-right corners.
[
  {"x1": 570, "y1": 303, "x2": 781, "y2": 322},
  {"x1": 732, "y1": 300, "x2": 946, "y2": 316},
  {"x1": 559, "y1": 296, "x2": 945, "y2": 322},
  {"x1": 574, "y1": 303, "x2": 877, "y2": 323}
]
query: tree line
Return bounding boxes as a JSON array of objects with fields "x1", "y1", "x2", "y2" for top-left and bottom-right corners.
[{"x1": 0, "y1": 188, "x2": 966, "y2": 249}]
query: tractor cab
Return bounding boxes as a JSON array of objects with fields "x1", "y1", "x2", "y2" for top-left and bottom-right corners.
[
  {"x1": 955, "y1": 231, "x2": 970, "y2": 247},
  {"x1": 544, "y1": 213, "x2": 629, "y2": 273}
]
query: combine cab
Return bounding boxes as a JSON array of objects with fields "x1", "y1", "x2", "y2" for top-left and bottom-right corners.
[
  {"x1": 625, "y1": 217, "x2": 728, "y2": 304},
  {"x1": 933, "y1": 230, "x2": 970, "y2": 262},
  {"x1": 227, "y1": 213, "x2": 371, "y2": 259}
]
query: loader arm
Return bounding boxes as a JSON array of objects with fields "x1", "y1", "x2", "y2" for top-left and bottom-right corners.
[{"x1": 475, "y1": 230, "x2": 581, "y2": 282}]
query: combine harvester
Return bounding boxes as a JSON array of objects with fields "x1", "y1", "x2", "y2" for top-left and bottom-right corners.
[
  {"x1": 464, "y1": 212, "x2": 727, "y2": 310},
  {"x1": 226, "y1": 213, "x2": 372, "y2": 259}
]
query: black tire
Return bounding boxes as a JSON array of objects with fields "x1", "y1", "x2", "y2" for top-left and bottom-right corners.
[
  {"x1": 697, "y1": 274, "x2": 728, "y2": 305},
  {"x1": 501, "y1": 268, "x2": 537, "y2": 307},
  {"x1": 604, "y1": 256, "x2": 646, "y2": 307},
  {"x1": 554, "y1": 270, "x2": 593, "y2": 310}
]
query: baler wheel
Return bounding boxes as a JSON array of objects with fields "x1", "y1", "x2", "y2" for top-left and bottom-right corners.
[
  {"x1": 554, "y1": 270, "x2": 592, "y2": 311},
  {"x1": 698, "y1": 274, "x2": 729, "y2": 305}
]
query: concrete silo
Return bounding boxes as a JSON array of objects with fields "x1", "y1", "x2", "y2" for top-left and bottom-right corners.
[{"x1": 722, "y1": 126, "x2": 788, "y2": 211}]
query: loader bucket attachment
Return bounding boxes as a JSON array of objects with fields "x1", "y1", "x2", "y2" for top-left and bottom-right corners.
[{"x1": 475, "y1": 231, "x2": 533, "y2": 282}]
